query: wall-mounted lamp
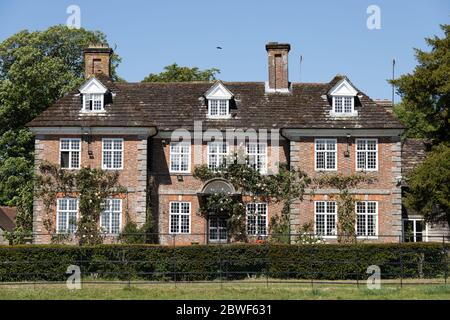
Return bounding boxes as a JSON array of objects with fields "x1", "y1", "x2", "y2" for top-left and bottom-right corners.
[
  {"x1": 177, "y1": 175, "x2": 184, "y2": 182},
  {"x1": 344, "y1": 134, "x2": 351, "y2": 157}
]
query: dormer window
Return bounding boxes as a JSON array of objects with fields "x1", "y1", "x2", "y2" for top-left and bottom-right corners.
[
  {"x1": 204, "y1": 81, "x2": 234, "y2": 119},
  {"x1": 328, "y1": 77, "x2": 358, "y2": 117},
  {"x1": 78, "y1": 77, "x2": 108, "y2": 113},
  {"x1": 84, "y1": 93, "x2": 104, "y2": 111},
  {"x1": 208, "y1": 99, "x2": 229, "y2": 118},
  {"x1": 333, "y1": 96, "x2": 354, "y2": 114}
]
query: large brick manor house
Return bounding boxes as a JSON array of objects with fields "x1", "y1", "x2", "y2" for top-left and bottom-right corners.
[{"x1": 27, "y1": 43, "x2": 448, "y2": 245}]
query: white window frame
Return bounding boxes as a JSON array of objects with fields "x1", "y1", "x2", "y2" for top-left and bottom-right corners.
[
  {"x1": 169, "y1": 201, "x2": 191, "y2": 234},
  {"x1": 246, "y1": 203, "x2": 268, "y2": 237},
  {"x1": 208, "y1": 99, "x2": 230, "y2": 118},
  {"x1": 83, "y1": 93, "x2": 104, "y2": 112},
  {"x1": 246, "y1": 142, "x2": 267, "y2": 174},
  {"x1": 208, "y1": 216, "x2": 228, "y2": 243},
  {"x1": 207, "y1": 141, "x2": 229, "y2": 171},
  {"x1": 355, "y1": 201, "x2": 378, "y2": 239},
  {"x1": 332, "y1": 96, "x2": 355, "y2": 115},
  {"x1": 314, "y1": 139, "x2": 337, "y2": 171},
  {"x1": 59, "y1": 138, "x2": 81, "y2": 170},
  {"x1": 356, "y1": 139, "x2": 378, "y2": 171},
  {"x1": 100, "y1": 199, "x2": 122, "y2": 234},
  {"x1": 102, "y1": 138, "x2": 124, "y2": 170},
  {"x1": 402, "y1": 218, "x2": 428, "y2": 242},
  {"x1": 56, "y1": 198, "x2": 78, "y2": 234},
  {"x1": 169, "y1": 142, "x2": 191, "y2": 173},
  {"x1": 314, "y1": 201, "x2": 337, "y2": 238}
]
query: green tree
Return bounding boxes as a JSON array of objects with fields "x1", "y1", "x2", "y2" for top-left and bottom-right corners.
[
  {"x1": 0, "y1": 25, "x2": 121, "y2": 239},
  {"x1": 404, "y1": 143, "x2": 450, "y2": 227},
  {"x1": 391, "y1": 24, "x2": 449, "y2": 143},
  {"x1": 142, "y1": 63, "x2": 219, "y2": 82}
]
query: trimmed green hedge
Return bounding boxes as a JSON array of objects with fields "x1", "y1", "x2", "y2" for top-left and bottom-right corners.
[{"x1": 0, "y1": 243, "x2": 447, "y2": 282}]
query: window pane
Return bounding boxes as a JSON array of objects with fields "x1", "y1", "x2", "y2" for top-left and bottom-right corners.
[
  {"x1": 181, "y1": 202, "x2": 190, "y2": 214},
  {"x1": 367, "y1": 140, "x2": 377, "y2": 150},
  {"x1": 103, "y1": 151, "x2": 112, "y2": 168},
  {"x1": 209, "y1": 100, "x2": 218, "y2": 115},
  {"x1": 180, "y1": 215, "x2": 189, "y2": 233},
  {"x1": 71, "y1": 140, "x2": 80, "y2": 150},
  {"x1": 316, "y1": 152, "x2": 325, "y2": 169},
  {"x1": 356, "y1": 215, "x2": 366, "y2": 236},
  {"x1": 246, "y1": 143, "x2": 266, "y2": 173},
  {"x1": 113, "y1": 151, "x2": 122, "y2": 168},
  {"x1": 327, "y1": 202, "x2": 336, "y2": 213},
  {"x1": 58, "y1": 212, "x2": 67, "y2": 232},
  {"x1": 357, "y1": 140, "x2": 365, "y2": 151},
  {"x1": 113, "y1": 140, "x2": 122, "y2": 150},
  {"x1": 247, "y1": 215, "x2": 256, "y2": 235},
  {"x1": 111, "y1": 211, "x2": 120, "y2": 234},
  {"x1": 103, "y1": 140, "x2": 112, "y2": 150},
  {"x1": 367, "y1": 151, "x2": 377, "y2": 169},
  {"x1": 315, "y1": 202, "x2": 336, "y2": 236},
  {"x1": 170, "y1": 202, "x2": 190, "y2": 234},
  {"x1": 316, "y1": 215, "x2": 325, "y2": 235},
  {"x1": 170, "y1": 215, "x2": 179, "y2": 233},
  {"x1": 357, "y1": 152, "x2": 366, "y2": 170},
  {"x1": 171, "y1": 202, "x2": 179, "y2": 214},
  {"x1": 326, "y1": 140, "x2": 336, "y2": 151},
  {"x1": 367, "y1": 215, "x2": 376, "y2": 236},
  {"x1": 61, "y1": 152, "x2": 70, "y2": 168},
  {"x1": 326, "y1": 151, "x2": 335, "y2": 169},
  {"x1": 316, "y1": 140, "x2": 336, "y2": 170},
  {"x1": 356, "y1": 202, "x2": 377, "y2": 237},
  {"x1": 101, "y1": 212, "x2": 110, "y2": 233},
  {"x1": 326, "y1": 214, "x2": 336, "y2": 235},
  {"x1": 71, "y1": 151, "x2": 79, "y2": 168},
  {"x1": 316, "y1": 141, "x2": 325, "y2": 151},
  {"x1": 61, "y1": 140, "x2": 70, "y2": 150},
  {"x1": 344, "y1": 97, "x2": 353, "y2": 113},
  {"x1": 170, "y1": 143, "x2": 190, "y2": 172},
  {"x1": 219, "y1": 100, "x2": 228, "y2": 115},
  {"x1": 334, "y1": 97, "x2": 343, "y2": 112}
]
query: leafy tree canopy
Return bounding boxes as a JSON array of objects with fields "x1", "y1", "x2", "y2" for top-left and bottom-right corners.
[
  {"x1": 142, "y1": 63, "x2": 219, "y2": 82},
  {"x1": 405, "y1": 143, "x2": 450, "y2": 227},
  {"x1": 391, "y1": 24, "x2": 450, "y2": 144}
]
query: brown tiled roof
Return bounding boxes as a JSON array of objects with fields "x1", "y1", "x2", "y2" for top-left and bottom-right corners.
[
  {"x1": 402, "y1": 138, "x2": 428, "y2": 174},
  {"x1": 27, "y1": 75, "x2": 404, "y2": 131},
  {"x1": 0, "y1": 206, "x2": 17, "y2": 231},
  {"x1": 374, "y1": 99, "x2": 393, "y2": 108},
  {"x1": 27, "y1": 75, "x2": 155, "y2": 128}
]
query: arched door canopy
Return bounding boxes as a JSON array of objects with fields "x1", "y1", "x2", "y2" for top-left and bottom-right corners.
[{"x1": 200, "y1": 178, "x2": 237, "y2": 195}]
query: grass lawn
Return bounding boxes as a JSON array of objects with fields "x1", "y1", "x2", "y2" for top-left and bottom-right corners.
[{"x1": 0, "y1": 280, "x2": 449, "y2": 300}]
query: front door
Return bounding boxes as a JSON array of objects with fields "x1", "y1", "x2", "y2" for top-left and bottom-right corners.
[{"x1": 208, "y1": 217, "x2": 227, "y2": 243}]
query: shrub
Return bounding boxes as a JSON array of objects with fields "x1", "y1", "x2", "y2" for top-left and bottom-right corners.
[{"x1": 0, "y1": 243, "x2": 447, "y2": 282}]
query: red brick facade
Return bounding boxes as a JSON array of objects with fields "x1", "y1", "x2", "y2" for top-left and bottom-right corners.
[
  {"x1": 33, "y1": 133, "x2": 149, "y2": 244},
  {"x1": 289, "y1": 136, "x2": 402, "y2": 242},
  {"x1": 28, "y1": 42, "x2": 407, "y2": 245}
]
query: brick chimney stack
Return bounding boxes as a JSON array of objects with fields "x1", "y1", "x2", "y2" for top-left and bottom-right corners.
[
  {"x1": 83, "y1": 44, "x2": 113, "y2": 79},
  {"x1": 266, "y1": 42, "x2": 290, "y2": 92}
]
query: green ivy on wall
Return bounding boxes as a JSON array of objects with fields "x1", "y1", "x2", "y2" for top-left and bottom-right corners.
[{"x1": 35, "y1": 162, "x2": 126, "y2": 245}]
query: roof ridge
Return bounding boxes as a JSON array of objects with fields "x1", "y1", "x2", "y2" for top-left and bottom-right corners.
[{"x1": 118, "y1": 81, "x2": 267, "y2": 86}]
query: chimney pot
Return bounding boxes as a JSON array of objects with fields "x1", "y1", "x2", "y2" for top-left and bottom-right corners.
[
  {"x1": 83, "y1": 44, "x2": 113, "y2": 79},
  {"x1": 266, "y1": 42, "x2": 291, "y2": 92}
]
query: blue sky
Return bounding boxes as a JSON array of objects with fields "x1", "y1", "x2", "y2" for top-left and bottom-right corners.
[{"x1": 0, "y1": 0, "x2": 448, "y2": 100}]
